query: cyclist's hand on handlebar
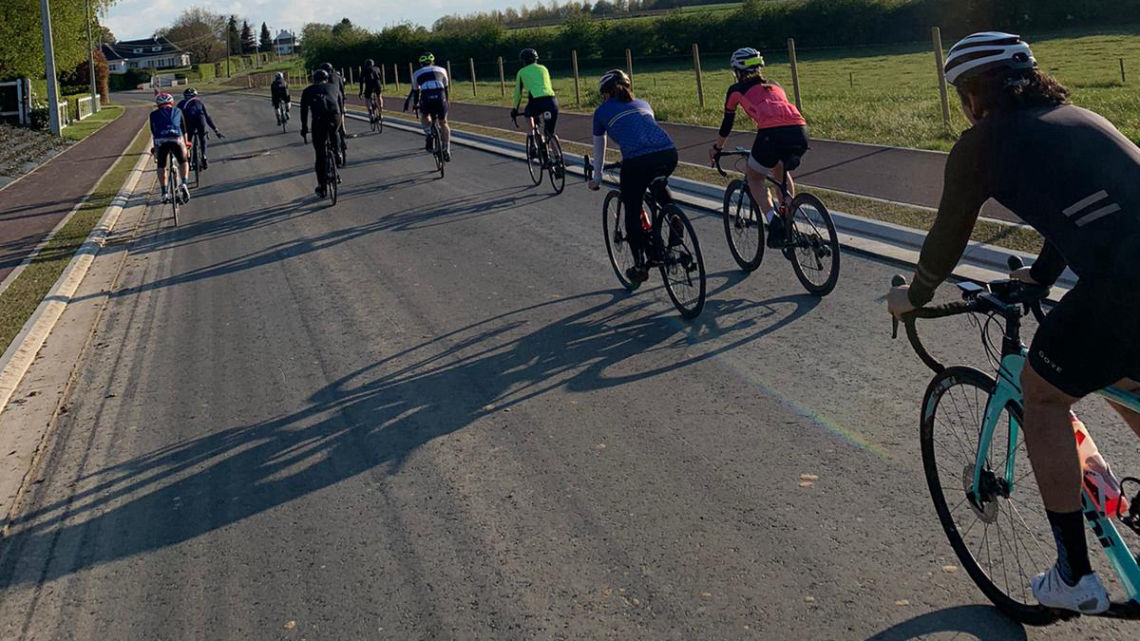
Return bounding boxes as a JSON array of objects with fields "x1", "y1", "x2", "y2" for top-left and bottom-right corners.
[
  {"x1": 510, "y1": 108, "x2": 519, "y2": 119},
  {"x1": 587, "y1": 179, "x2": 601, "y2": 191},
  {"x1": 708, "y1": 146, "x2": 720, "y2": 167},
  {"x1": 887, "y1": 283, "x2": 916, "y2": 318},
  {"x1": 1009, "y1": 266, "x2": 1039, "y2": 285}
]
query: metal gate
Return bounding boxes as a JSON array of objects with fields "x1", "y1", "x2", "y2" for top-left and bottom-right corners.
[{"x1": 0, "y1": 78, "x2": 30, "y2": 125}]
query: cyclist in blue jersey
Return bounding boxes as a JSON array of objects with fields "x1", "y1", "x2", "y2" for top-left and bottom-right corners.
[
  {"x1": 177, "y1": 88, "x2": 222, "y2": 168},
  {"x1": 587, "y1": 69, "x2": 677, "y2": 284},
  {"x1": 149, "y1": 92, "x2": 190, "y2": 204}
]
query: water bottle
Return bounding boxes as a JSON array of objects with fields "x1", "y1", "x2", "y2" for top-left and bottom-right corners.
[{"x1": 1073, "y1": 412, "x2": 1130, "y2": 518}]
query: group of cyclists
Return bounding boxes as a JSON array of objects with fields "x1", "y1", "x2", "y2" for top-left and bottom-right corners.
[
  {"x1": 145, "y1": 31, "x2": 1140, "y2": 616},
  {"x1": 148, "y1": 87, "x2": 223, "y2": 204}
]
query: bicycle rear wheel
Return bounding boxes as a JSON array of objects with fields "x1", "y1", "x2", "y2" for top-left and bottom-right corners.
[
  {"x1": 432, "y1": 123, "x2": 445, "y2": 178},
  {"x1": 192, "y1": 142, "x2": 201, "y2": 187},
  {"x1": 280, "y1": 106, "x2": 287, "y2": 133},
  {"x1": 369, "y1": 104, "x2": 378, "y2": 132},
  {"x1": 786, "y1": 193, "x2": 840, "y2": 296},
  {"x1": 376, "y1": 110, "x2": 383, "y2": 134},
  {"x1": 655, "y1": 204, "x2": 706, "y2": 319},
  {"x1": 602, "y1": 190, "x2": 639, "y2": 291},
  {"x1": 922, "y1": 366, "x2": 1058, "y2": 626},
  {"x1": 525, "y1": 134, "x2": 542, "y2": 185},
  {"x1": 168, "y1": 165, "x2": 179, "y2": 226},
  {"x1": 722, "y1": 179, "x2": 764, "y2": 272},
  {"x1": 547, "y1": 135, "x2": 565, "y2": 195},
  {"x1": 326, "y1": 148, "x2": 338, "y2": 206}
]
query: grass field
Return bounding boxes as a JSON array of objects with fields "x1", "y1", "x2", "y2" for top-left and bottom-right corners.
[
  {"x1": 403, "y1": 30, "x2": 1140, "y2": 150},
  {"x1": 62, "y1": 105, "x2": 124, "y2": 142}
]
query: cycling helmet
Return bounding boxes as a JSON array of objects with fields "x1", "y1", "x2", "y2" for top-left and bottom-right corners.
[
  {"x1": 598, "y1": 68, "x2": 630, "y2": 94},
  {"x1": 419, "y1": 52, "x2": 435, "y2": 64},
  {"x1": 312, "y1": 69, "x2": 329, "y2": 83},
  {"x1": 155, "y1": 92, "x2": 174, "y2": 106},
  {"x1": 364, "y1": 58, "x2": 374, "y2": 67},
  {"x1": 318, "y1": 62, "x2": 333, "y2": 72},
  {"x1": 274, "y1": 72, "x2": 284, "y2": 80},
  {"x1": 520, "y1": 48, "x2": 538, "y2": 64},
  {"x1": 730, "y1": 47, "x2": 764, "y2": 71},
  {"x1": 183, "y1": 87, "x2": 198, "y2": 98},
  {"x1": 944, "y1": 32, "x2": 1036, "y2": 86}
]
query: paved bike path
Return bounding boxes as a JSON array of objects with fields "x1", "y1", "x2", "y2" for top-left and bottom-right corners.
[
  {"x1": 446, "y1": 101, "x2": 1017, "y2": 222},
  {"x1": 0, "y1": 102, "x2": 148, "y2": 287}
]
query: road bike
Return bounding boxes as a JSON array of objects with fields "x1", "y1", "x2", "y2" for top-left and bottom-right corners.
[
  {"x1": 188, "y1": 130, "x2": 205, "y2": 187},
  {"x1": 714, "y1": 147, "x2": 840, "y2": 296},
  {"x1": 323, "y1": 129, "x2": 340, "y2": 206},
  {"x1": 892, "y1": 258, "x2": 1140, "y2": 624},
  {"x1": 365, "y1": 94, "x2": 383, "y2": 133},
  {"x1": 276, "y1": 100, "x2": 289, "y2": 133},
  {"x1": 428, "y1": 116, "x2": 445, "y2": 179},
  {"x1": 514, "y1": 110, "x2": 565, "y2": 194},
  {"x1": 584, "y1": 155, "x2": 706, "y2": 319}
]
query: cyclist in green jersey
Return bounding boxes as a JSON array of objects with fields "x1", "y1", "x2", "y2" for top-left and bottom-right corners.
[{"x1": 510, "y1": 48, "x2": 558, "y2": 137}]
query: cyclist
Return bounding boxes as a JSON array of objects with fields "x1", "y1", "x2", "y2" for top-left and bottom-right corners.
[
  {"x1": 403, "y1": 52, "x2": 451, "y2": 161},
  {"x1": 299, "y1": 69, "x2": 344, "y2": 198},
  {"x1": 359, "y1": 58, "x2": 384, "y2": 122},
  {"x1": 587, "y1": 69, "x2": 677, "y2": 285},
  {"x1": 270, "y1": 72, "x2": 291, "y2": 125},
  {"x1": 886, "y1": 32, "x2": 1140, "y2": 615},
  {"x1": 318, "y1": 62, "x2": 348, "y2": 161},
  {"x1": 149, "y1": 92, "x2": 190, "y2": 204},
  {"x1": 510, "y1": 48, "x2": 558, "y2": 137},
  {"x1": 177, "y1": 88, "x2": 222, "y2": 169},
  {"x1": 707, "y1": 47, "x2": 808, "y2": 248}
]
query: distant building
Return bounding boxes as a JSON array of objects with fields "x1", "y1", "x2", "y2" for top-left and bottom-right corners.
[
  {"x1": 273, "y1": 30, "x2": 297, "y2": 56},
  {"x1": 102, "y1": 37, "x2": 191, "y2": 74}
]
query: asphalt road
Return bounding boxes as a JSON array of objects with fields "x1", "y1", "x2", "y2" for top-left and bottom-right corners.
[{"x1": 0, "y1": 93, "x2": 1135, "y2": 640}]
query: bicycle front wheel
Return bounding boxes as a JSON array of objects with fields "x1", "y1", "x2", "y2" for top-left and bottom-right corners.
[
  {"x1": 722, "y1": 179, "x2": 764, "y2": 272},
  {"x1": 547, "y1": 135, "x2": 565, "y2": 195},
  {"x1": 602, "y1": 190, "x2": 639, "y2": 291},
  {"x1": 525, "y1": 135, "x2": 542, "y2": 185},
  {"x1": 786, "y1": 193, "x2": 840, "y2": 296},
  {"x1": 922, "y1": 366, "x2": 1058, "y2": 626},
  {"x1": 655, "y1": 204, "x2": 706, "y2": 319}
]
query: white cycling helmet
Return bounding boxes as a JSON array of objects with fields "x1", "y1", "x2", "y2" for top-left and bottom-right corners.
[
  {"x1": 944, "y1": 32, "x2": 1036, "y2": 86},
  {"x1": 598, "y1": 68, "x2": 630, "y2": 94},
  {"x1": 274, "y1": 71, "x2": 284, "y2": 80},
  {"x1": 730, "y1": 47, "x2": 765, "y2": 71}
]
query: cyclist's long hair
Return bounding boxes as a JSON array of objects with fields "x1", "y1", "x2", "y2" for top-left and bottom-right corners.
[
  {"x1": 610, "y1": 82, "x2": 635, "y2": 103},
  {"x1": 735, "y1": 67, "x2": 770, "y2": 87},
  {"x1": 957, "y1": 68, "x2": 1069, "y2": 118}
]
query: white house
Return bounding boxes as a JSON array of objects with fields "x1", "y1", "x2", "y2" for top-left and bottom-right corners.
[
  {"x1": 273, "y1": 31, "x2": 297, "y2": 56},
  {"x1": 102, "y1": 37, "x2": 191, "y2": 74}
]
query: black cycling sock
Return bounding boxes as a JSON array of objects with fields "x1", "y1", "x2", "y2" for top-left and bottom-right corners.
[{"x1": 1046, "y1": 509, "x2": 1092, "y2": 585}]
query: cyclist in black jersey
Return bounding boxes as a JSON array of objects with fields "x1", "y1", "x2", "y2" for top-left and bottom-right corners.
[
  {"x1": 318, "y1": 62, "x2": 347, "y2": 162},
  {"x1": 887, "y1": 32, "x2": 1140, "y2": 615},
  {"x1": 359, "y1": 59, "x2": 384, "y2": 120}
]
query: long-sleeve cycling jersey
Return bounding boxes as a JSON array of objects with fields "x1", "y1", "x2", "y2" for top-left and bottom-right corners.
[
  {"x1": 513, "y1": 63, "x2": 554, "y2": 110},
  {"x1": 177, "y1": 97, "x2": 216, "y2": 132},
  {"x1": 910, "y1": 104, "x2": 1140, "y2": 306},
  {"x1": 271, "y1": 79, "x2": 290, "y2": 102}
]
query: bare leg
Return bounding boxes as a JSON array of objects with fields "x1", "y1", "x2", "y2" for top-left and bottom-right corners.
[
  {"x1": 440, "y1": 118, "x2": 451, "y2": 153},
  {"x1": 1021, "y1": 362, "x2": 1082, "y2": 512},
  {"x1": 157, "y1": 166, "x2": 168, "y2": 190},
  {"x1": 745, "y1": 165, "x2": 771, "y2": 218}
]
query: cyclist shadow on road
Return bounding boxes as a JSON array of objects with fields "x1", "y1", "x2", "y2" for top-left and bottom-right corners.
[
  {"x1": 0, "y1": 281, "x2": 824, "y2": 587},
  {"x1": 866, "y1": 604, "x2": 1026, "y2": 640}
]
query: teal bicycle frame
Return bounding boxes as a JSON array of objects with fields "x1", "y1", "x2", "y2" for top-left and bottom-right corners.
[{"x1": 971, "y1": 349, "x2": 1140, "y2": 603}]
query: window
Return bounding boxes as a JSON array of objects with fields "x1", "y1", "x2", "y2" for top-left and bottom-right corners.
[
  {"x1": 133, "y1": 48, "x2": 142, "y2": 53},
  {"x1": 152, "y1": 46, "x2": 161, "y2": 52}
]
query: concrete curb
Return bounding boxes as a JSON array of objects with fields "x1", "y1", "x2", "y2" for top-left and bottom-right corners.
[
  {"x1": 0, "y1": 147, "x2": 151, "y2": 417},
  {"x1": 361, "y1": 110, "x2": 1074, "y2": 296}
]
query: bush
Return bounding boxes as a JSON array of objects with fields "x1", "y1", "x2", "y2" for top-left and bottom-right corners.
[{"x1": 193, "y1": 63, "x2": 216, "y2": 82}]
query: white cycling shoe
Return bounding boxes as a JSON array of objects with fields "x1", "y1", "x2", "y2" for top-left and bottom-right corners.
[{"x1": 1031, "y1": 565, "x2": 1110, "y2": 614}]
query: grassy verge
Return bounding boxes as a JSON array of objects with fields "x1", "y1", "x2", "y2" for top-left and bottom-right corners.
[
  {"x1": 440, "y1": 119, "x2": 1044, "y2": 254},
  {"x1": 62, "y1": 105, "x2": 124, "y2": 142},
  {"x1": 413, "y1": 30, "x2": 1140, "y2": 151},
  {"x1": 0, "y1": 124, "x2": 149, "y2": 356}
]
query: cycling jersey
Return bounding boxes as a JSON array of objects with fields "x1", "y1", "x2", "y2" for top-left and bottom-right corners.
[
  {"x1": 271, "y1": 79, "x2": 290, "y2": 103},
  {"x1": 406, "y1": 65, "x2": 449, "y2": 112},
  {"x1": 591, "y1": 98, "x2": 674, "y2": 170},
  {"x1": 176, "y1": 97, "x2": 216, "y2": 133},
  {"x1": 149, "y1": 106, "x2": 184, "y2": 143},
  {"x1": 911, "y1": 104, "x2": 1140, "y2": 306},
  {"x1": 300, "y1": 82, "x2": 342, "y2": 128},
  {"x1": 718, "y1": 78, "x2": 805, "y2": 137},
  {"x1": 513, "y1": 63, "x2": 555, "y2": 109},
  {"x1": 360, "y1": 66, "x2": 383, "y2": 96}
]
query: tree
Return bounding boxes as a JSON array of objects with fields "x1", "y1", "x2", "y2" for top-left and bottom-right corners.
[
  {"x1": 0, "y1": 0, "x2": 117, "y2": 79},
  {"x1": 158, "y1": 8, "x2": 226, "y2": 64},
  {"x1": 73, "y1": 49, "x2": 109, "y2": 99},
  {"x1": 226, "y1": 16, "x2": 241, "y2": 56},
  {"x1": 240, "y1": 20, "x2": 256, "y2": 54},
  {"x1": 259, "y1": 22, "x2": 273, "y2": 53},
  {"x1": 96, "y1": 24, "x2": 116, "y2": 45}
]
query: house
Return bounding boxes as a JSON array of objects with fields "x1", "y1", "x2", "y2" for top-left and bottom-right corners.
[
  {"x1": 102, "y1": 37, "x2": 191, "y2": 74},
  {"x1": 273, "y1": 30, "x2": 297, "y2": 56}
]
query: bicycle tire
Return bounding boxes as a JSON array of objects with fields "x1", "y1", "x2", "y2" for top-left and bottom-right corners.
[
  {"x1": 526, "y1": 134, "x2": 542, "y2": 185},
  {"x1": 921, "y1": 366, "x2": 1058, "y2": 626},
  {"x1": 192, "y1": 141, "x2": 201, "y2": 188},
  {"x1": 721, "y1": 179, "x2": 764, "y2": 272},
  {"x1": 326, "y1": 147, "x2": 338, "y2": 206},
  {"x1": 432, "y1": 122, "x2": 445, "y2": 178},
  {"x1": 654, "y1": 204, "x2": 706, "y2": 319},
  {"x1": 602, "y1": 190, "x2": 639, "y2": 291},
  {"x1": 787, "y1": 192, "x2": 840, "y2": 296},
  {"x1": 280, "y1": 106, "x2": 287, "y2": 134},
  {"x1": 377, "y1": 111, "x2": 383, "y2": 134},
  {"x1": 168, "y1": 165, "x2": 179, "y2": 226},
  {"x1": 370, "y1": 103, "x2": 378, "y2": 133},
  {"x1": 547, "y1": 135, "x2": 565, "y2": 195}
]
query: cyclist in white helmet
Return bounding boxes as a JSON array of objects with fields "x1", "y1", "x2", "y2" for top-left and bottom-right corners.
[
  {"x1": 708, "y1": 47, "x2": 808, "y2": 247},
  {"x1": 888, "y1": 32, "x2": 1140, "y2": 614}
]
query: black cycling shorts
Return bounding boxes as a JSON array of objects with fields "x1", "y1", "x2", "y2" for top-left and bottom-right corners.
[
  {"x1": 420, "y1": 93, "x2": 448, "y2": 119},
  {"x1": 750, "y1": 124, "x2": 809, "y2": 171},
  {"x1": 1028, "y1": 279, "x2": 1140, "y2": 397},
  {"x1": 155, "y1": 140, "x2": 186, "y2": 169}
]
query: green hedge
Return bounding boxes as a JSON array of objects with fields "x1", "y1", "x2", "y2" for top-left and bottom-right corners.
[{"x1": 193, "y1": 63, "x2": 216, "y2": 82}]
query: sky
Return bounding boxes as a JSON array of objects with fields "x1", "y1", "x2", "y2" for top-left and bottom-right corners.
[{"x1": 103, "y1": 0, "x2": 506, "y2": 42}]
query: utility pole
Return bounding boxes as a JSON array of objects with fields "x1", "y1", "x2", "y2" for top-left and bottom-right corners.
[
  {"x1": 225, "y1": 25, "x2": 231, "y2": 78},
  {"x1": 85, "y1": 0, "x2": 97, "y2": 110},
  {"x1": 39, "y1": 0, "x2": 62, "y2": 134}
]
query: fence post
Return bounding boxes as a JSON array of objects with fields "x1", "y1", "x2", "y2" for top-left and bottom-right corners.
[
  {"x1": 625, "y1": 48, "x2": 634, "y2": 89},
  {"x1": 1121, "y1": 58, "x2": 1127, "y2": 84},
  {"x1": 932, "y1": 26, "x2": 952, "y2": 132},
  {"x1": 380, "y1": 65, "x2": 386, "y2": 88},
  {"x1": 447, "y1": 60, "x2": 453, "y2": 83},
  {"x1": 787, "y1": 37, "x2": 802, "y2": 112},
  {"x1": 393, "y1": 63, "x2": 400, "y2": 92},
  {"x1": 408, "y1": 62, "x2": 414, "y2": 88},
  {"x1": 498, "y1": 56, "x2": 506, "y2": 97},
  {"x1": 571, "y1": 49, "x2": 581, "y2": 106},
  {"x1": 470, "y1": 58, "x2": 477, "y2": 97},
  {"x1": 692, "y1": 43, "x2": 705, "y2": 108}
]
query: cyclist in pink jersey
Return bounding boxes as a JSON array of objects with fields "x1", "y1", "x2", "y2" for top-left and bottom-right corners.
[{"x1": 709, "y1": 47, "x2": 809, "y2": 247}]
